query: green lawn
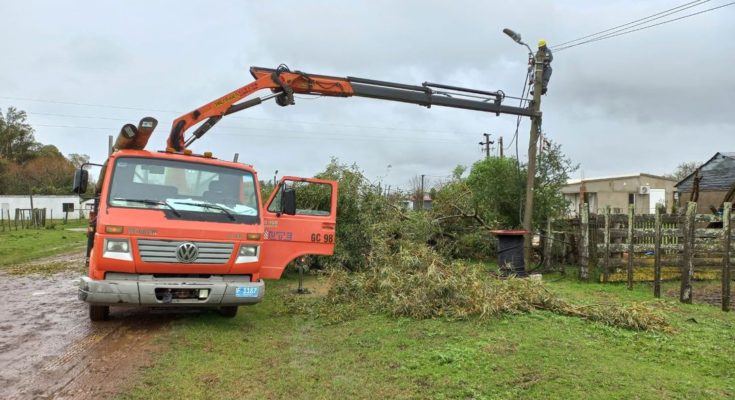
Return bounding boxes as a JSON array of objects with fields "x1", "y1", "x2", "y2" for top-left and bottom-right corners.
[
  {"x1": 0, "y1": 220, "x2": 87, "y2": 267},
  {"x1": 121, "y1": 274, "x2": 735, "y2": 400}
]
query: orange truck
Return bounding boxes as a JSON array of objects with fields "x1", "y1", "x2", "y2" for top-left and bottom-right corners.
[{"x1": 74, "y1": 64, "x2": 535, "y2": 321}]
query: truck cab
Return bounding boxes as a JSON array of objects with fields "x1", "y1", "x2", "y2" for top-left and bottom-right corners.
[{"x1": 75, "y1": 149, "x2": 337, "y2": 321}]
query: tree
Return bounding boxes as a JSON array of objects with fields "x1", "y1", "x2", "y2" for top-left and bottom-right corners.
[
  {"x1": 313, "y1": 158, "x2": 395, "y2": 270},
  {"x1": 68, "y1": 153, "x2": 90, "y2": 168},
  {"x1": 466, "y1": 157, "x2": 524, "y2": 229},
  {"x1": 0, "y1": 107, "x2": 39, "y2": 163},
  {"x1": 438, "y1": 139, "x2": 577, "y2": 230},
  {"x1": 668, "y1": 161, "x2": 700, "y2": 182},
  {"x1": 22, "y1": 156, "x2": 76, "y2": 194},
  {"x1": 532, "y1": 140, "x2": 578, "y2": 225}
]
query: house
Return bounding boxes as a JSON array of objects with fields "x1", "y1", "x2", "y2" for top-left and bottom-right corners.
[
  {"x1": 561, "y1": 173, "x2": 677, "y2": 215},
  {"x1": 0, "y1": 195, "x2": 91, "y2": 220},
  {"x1": 402, "y1": 194, "x2": 433, "y2": 211},
  {"x1": 675, "y1": 152, "x2": 735, "y2": 213}
]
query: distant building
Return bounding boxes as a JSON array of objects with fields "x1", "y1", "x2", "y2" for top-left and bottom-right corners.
[
  {"x1": 0, "y1": 195, "x2": 90, "y2": 220},
  {"x1": 561, "y1": 173, "x2": 676, "y2": 215},
  {"x1": 675, "y1": 152, "x2": 735, "y2": 213},
  {"x1": 403, "y1": 194, "x2": 433, "y2": 211}
]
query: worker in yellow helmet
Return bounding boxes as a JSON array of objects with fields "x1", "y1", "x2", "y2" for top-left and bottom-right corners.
[
  {"x1": 531, "y1": 40, "x2": 554, "y2": 95},
  {"x1": 539, "y1": 39, "x2": 553, "y2": 95}
]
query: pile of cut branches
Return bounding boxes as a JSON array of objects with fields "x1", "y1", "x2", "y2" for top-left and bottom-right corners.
[{"x1": 298, "y1": 242, "x2": 671, "y2": 332}]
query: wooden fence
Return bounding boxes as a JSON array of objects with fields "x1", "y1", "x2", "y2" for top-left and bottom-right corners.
[{"x1": 543, "y1": 202, "x2": 733, "y2": 311}]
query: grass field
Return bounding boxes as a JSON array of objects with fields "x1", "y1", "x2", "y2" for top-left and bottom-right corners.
[
  {"x1": 121, "y1": 273, "x2": 735, "y2": 400},
  {"x1": 0, "y1": 220, "x2": 87, "y2": 267}
]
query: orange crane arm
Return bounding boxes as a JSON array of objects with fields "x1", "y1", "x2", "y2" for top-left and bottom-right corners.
[
  {"x1": 168, "y1": 66, "x2": 354, "y2": 150},
  {"x1": 168, "y1": 64, "x2": 535, "y2": 150}
]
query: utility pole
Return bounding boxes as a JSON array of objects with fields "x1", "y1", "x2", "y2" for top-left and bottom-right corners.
[
  {"x1": 522, "y1": 46, "x2": 545, "y2": 264},
  {"x1": 498, "y1": 136, "x2": 504, "y2": 158},
  {"x1": 420, "y1": 174, "x2": 425, "y2": 210},
  {"x1": 479, "y1": 133, "x2": 493, "y2": 160}
]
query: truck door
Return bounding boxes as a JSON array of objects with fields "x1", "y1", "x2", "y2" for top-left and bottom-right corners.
[{"x1": 259, "y1": 176, "x2": 338, "y2": 279}]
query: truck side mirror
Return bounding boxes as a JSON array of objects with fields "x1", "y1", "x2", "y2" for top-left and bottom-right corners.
[
  {"x1": 73, "y1": 169, "x2": 89, "y2": 194},
  {"x1": 281, "y1": 187, "x2": 296, "y2": 215}
]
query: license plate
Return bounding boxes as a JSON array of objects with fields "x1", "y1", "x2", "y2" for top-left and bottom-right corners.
[{"x1": 235, "y1": 287, "x2": 259, "y2": 298}]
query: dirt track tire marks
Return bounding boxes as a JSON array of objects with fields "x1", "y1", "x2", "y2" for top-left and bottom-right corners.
[{"x1": 0, "y1": 252, "x2": 171, "y2": 400}]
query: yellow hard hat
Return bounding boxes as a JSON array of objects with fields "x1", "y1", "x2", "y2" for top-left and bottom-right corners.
[{"x1": 538, "y1": 39, "x2": 547, "y2": 47}]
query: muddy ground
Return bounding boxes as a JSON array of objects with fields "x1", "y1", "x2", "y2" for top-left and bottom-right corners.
[{"x1": 0, "y1": 252, "x2": 176, "y2": 400}]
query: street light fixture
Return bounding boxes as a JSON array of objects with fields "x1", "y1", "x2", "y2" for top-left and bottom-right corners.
[{"x1": 503, "y1": 28, "x2": 533, "y2": 55}]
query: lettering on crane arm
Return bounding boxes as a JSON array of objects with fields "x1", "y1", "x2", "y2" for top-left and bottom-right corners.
[{"x1": 264, "y1": 230, "x2": 293, "y2": 241}]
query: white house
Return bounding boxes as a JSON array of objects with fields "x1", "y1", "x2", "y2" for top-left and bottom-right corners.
[{"x1": 0, "y1": 195, "x2": 91, "y2": 220}]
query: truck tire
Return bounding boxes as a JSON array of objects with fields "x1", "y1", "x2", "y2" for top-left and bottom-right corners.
[
  {"x1": 219, "y1": 306, "x2": 238, "y2": 318},
  {"x1": 89, "y1": 304, "x2": 109, "y2": 321}
]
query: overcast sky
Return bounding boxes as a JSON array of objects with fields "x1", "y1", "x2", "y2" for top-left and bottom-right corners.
[{"x1": 1, "y1": 1, "x2": 733, "y2": 191}]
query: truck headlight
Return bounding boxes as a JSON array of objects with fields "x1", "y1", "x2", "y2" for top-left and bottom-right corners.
[
  {"x1": 103, "y1": 238, "x2": 132, "y2": 261},
  {"x1": 236, "y1": 245, "x2": 258, "y2": 263}
]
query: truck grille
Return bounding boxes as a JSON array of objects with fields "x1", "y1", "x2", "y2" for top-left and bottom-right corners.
[{"x1": 137, "y1": 239, "x2": 234, "y2": 264}]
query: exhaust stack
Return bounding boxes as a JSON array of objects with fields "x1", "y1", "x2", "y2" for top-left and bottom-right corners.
[{"x1": 112, "y1": 117, "x2": 158, "y2": 151}]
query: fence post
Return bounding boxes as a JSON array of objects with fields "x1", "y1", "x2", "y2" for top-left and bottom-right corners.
[
  {"x1": 603, "y1": 206, "x2": 610, "y2": 283},
  {"x1": 722, "y1": 202, "x2": 731, "y2": 312},
  {"x1": 654, "y1": 206, "x2": 662, "y2": 298},
  {"x1": 579, "y1": 203, "x2": 589, "y2": 281},
  {"x1": 680, "y1": 202, "x2": 696, "y2": 304},
  {"x1": 627, "y1": 204, "x2": 634, "y2": 290},
  {"x1": 543, "y1": 219, "x2": 554, "y2": 271},
  {"x1": 560, "y1": 232, "x2": 567, "y2": 276}
]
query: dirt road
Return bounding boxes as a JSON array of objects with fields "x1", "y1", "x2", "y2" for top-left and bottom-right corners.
[{"x1": 0, "y1": 252, "x2": 171, "y2": 399}]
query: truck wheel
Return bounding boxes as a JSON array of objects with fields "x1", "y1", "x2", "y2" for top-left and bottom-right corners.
[
  {"x1": 89, "y1": 304, "x2": 109, "y2": 321},
  {"x1": 219, "y1": 306, "x2": 238, "y2": 318}
]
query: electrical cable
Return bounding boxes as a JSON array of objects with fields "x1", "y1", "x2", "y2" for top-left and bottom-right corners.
[
  {"x1": 514, "y1": 66, "x2": 533, "y2": 226},
  {"x1": 551, "y1": 0, "x2": 708, "y2": 49},
  {"x1": 554, "y1": 1, "x2": 735, "y2": 52},
  {"x1": 29, "y1": 123, "x2": 460, "y2": 144},
  {"x1": 2, "y1": 97, "x2": 500, "y2": 137}
]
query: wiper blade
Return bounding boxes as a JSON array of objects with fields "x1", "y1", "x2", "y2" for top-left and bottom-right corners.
[
  {"x1": 173, "y1": 202, "x2": 236, "y2": 221},
  {"x1": 113, "y1": 198, "x2": 182, "y2": 217}
]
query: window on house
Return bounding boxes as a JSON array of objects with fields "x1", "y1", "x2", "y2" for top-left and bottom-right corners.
[{"x1": 628, "y1": 193, "x2": 635, "y2": 205}]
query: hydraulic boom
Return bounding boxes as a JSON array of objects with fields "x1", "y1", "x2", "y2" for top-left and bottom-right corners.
[{"x1": 168, "y1": 64, "x2": 538, "y2": 150}]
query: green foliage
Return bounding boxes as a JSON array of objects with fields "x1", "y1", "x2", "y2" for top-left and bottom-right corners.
[
  {"x1": 0, "y1": 107, "x2": 39, "y2": 163},
  {"x1": 432, "y1": 139, "x2": 576, "y2": 243},
  {"x1": 533, "y1": 140, "x2": 578, "y2": 225},
  {"x1": 313, "y1": 158, "x2": 396, "y2": 270},
  {"x1": 0, "y1": 107, "x2": 90, "y2": 195},
  {"x1": 0, "y1": 222, "x2": 87, "y2": 268},
  {"x1": 124, "y1": 276, "x2": 735, "y2": 400},
  {"x1": 466, "y1": 156, "x2": 524, "y2": 229},
  {"x1": 309, "y1": 241, "x2": 670, "y2": 332}
]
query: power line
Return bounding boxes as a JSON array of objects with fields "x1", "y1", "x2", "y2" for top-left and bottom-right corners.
[
  {"x1": 30, "y1": 123, "x2": 460, "y2": 144},
  {"x1": 551, "y1": 0, "x2": 708, "y2": 49},
  {"x1": 554, "y1": 1, "x2": 735, "y2": 52},
  {"x1": 1, "y1": 97, "x2": 484, "y2": 137}
]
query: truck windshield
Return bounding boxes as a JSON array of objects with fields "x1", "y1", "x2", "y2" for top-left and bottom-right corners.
[{"x1": 108, "y1": 157, "x2": 259, "y2": 224}]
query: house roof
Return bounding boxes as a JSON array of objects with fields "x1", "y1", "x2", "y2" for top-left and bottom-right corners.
[
  {"x1": 676, "y1": 152, "x2": 735, "y2": 192},
  {"x1": 565, "y1": 173, "x2": 675, "y2": 186}
]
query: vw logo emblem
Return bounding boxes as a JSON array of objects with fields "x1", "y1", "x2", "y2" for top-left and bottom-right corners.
[{"x1": 176, "y1": 242, "x2": 199, "y2": 263}]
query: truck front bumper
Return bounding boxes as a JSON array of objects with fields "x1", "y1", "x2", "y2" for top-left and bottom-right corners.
[{"x1": 78, "y1": 273, "x2": 265, "y2": 306}]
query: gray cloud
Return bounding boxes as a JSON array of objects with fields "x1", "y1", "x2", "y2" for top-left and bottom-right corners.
[{"x1": 1, "y1": 0, "x2": 733, "y2": 191}]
